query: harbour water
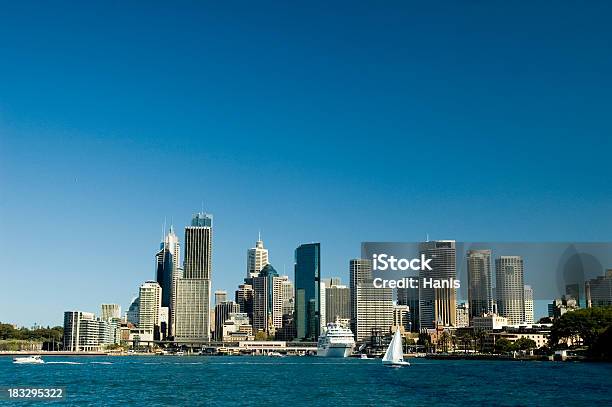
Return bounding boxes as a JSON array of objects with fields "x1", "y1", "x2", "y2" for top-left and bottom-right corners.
[{"x1": 1, "y1": 356, "x2": 611, "y2": 406}]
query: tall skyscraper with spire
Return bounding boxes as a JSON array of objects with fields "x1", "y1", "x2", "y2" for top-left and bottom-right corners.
[
  {"x1": 155, "y1": 225, "x2": 181, "y2": 337},
  {"x1": 174, "y1": 212, "x2": 213, "y2": 341},
  {"x1": 247, "y1": 233, "x2": 269, "y2": 278}
]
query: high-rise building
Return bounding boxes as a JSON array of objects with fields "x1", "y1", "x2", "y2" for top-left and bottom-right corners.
[
  {"x1": 419, "y1": 240, "x2": 457, "y2": 329},
  {"x1": 354, "y1": 284, "x2": 393, "y2": 342},
  {"x1": 467, "y1": 249, "x2": 494, "y2": 320},
  {"x1": 392, "y1": 304, "x2": 411, "y2": 333},
  {"x1": 397, "y1": 286, "x2": 419, "y2": 332},
  {"x1": 320, "y1": 281, "x2": 326, "y2": 327},
  {"x1": 235, "y1": 284, "x2": 254, "y2": 321},
  {"x1": 495, "y1": 256, "x2": 525, "y2": 325},
  {"x1": 455, "y1": 303, "x2": 469, "y2": 328},
  {"x1": 350, "y1": 258, "x2": 372, "y2": 334},
  {"x1": 322, "y1": 277, "x2": 341, "y2": 287},
  {"x1": 138, "y1": 281, "x2": 162, "y2": 340},
  {"x1": 325, "y1": 284, "x2": 351, "y2": 323},
  {"x1": 174, "y1": 212, "x2": 213, "y2": 341},
  {"x1": 350, "y1": 258, "x2": 393, "y2": 342},
  {"x1": 126, "y1": 296, "x2": 140, "y2": 326},
  {"x1": 524, "y1": 285, "x2": 534, "y2": 324},
  {"x1": 280, "y1": 277, "x2": 294, "y2": 317},
  {"x1": 214, "y1": 301, "x2": 241, "y2": 341},
  {"x1": 101, "y1": 304, "x2": 121, "y2": 321},
  {"x1": 247, "y1": 234, "x2": 269, "y2": 278},
  {"x1": 155, "y1": 226, "x2": 180, "y2": 337},
  {"x1": 252, "y1": 264, "x2": 283, "y2": 334},
  {"x1": 215, "y1": 290, "x2": 228, "y2": 305},
  {"x1": 565, "y1": 283, "x2": 581, "y2": 306},
  {"x1": 585, "y1": 270, "x2": 612, "y2": 308},
  {"x1": 294, "y1": 243, "x2": 321, "y2": 340}
]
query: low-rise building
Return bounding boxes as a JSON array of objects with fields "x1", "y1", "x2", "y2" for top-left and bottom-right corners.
[{"x1": 472, "y1": 313, "x2": 508, "y2": 331}]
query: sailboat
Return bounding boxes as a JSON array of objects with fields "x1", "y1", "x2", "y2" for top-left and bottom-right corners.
[{"x1": 382, "y1": 330, "x2": 410, "y2": 367}]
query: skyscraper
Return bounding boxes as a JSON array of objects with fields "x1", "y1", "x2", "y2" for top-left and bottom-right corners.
[
  {"x1": 350, "y1": 258, "x2": 393, "y2": 342},
  {"x1": 214, "y1": 301, "x2": 241, "y2": 341},
  {"x1": 155, "y1": 226, "x2": 180, "y2": 336},
  {"x1": 325, "y1": 284, "x2": 351, "y2": 323},
  {"x1": 466, "y1": 249, "x2": 494, "y2": 320},
  {"x1": 214, "y1": 290, "x2": 228, "y2": 305},
  {"x1": 419, "y1": 240, "x2": 457, "y2": 329},
  {"x1": 126, "y1": 296, "x2": 140, "y2": 326},
  {"x1": 495, "y1": 256, "x2": 525, "y2": 325},
  {"x1": 524, "y1": 285, "x2": 534, "y2": 324},
  {"x1": 280, "y1": 277, "x2": 294, "y2": 317},
  {"x1": 101, "y1": 304, "x2": 121, "y2": 321},
  {"x1": 294, "y1": 243, "x2": 321, "y2": 340},
  {"x1": 320, "y1": 281, "x2": 326, "y2": 327},
  {"x1": 252, "y1": 264, "x2": 284, "y2": 334},
  {"x1": 585, "y1": 269, "x2": 612, "y2": 308},
  {"x1": 350, "y1": 258, "x2": 372, "y2": 330},
  {"x1": 247, "y1": 234, "x2": 269, "y2": 278},
  {"x1": 139, "y1": 281, "x2": 162, "y2": 341},
  {"x1": 235, "y1": 283, "x2": 254, "y2": 322},
  {"x1": 174, "y1": 212, "x2": 213, "y2": 341}
]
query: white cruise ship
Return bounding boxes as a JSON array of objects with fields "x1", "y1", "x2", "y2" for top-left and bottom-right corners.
[{"x1": 317, "y1": 321, "x2": 355, "y2": 357}]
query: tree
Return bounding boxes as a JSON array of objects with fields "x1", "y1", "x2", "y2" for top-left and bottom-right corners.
[
  {"x1": 438, "y1": 331, "x2": 451, "y2": 353},
  {"x1": 254, "y1": 331, "x2": 268, "y2": 341},
  {"x1": 590, "y1": 325, "x2": 612, "y2": 362},
  {"x1": 494, "y1": 338, "x2": 513, "y2": 353},
  {"x1": 513, "y1": 337, "x2": 536, "y2": 351},
  {"x1": 550, "y1": 306, "x2": 612, "y2": 348},
  {"x1": 417, "y1": 332, "x2": 431, "y2": 352}
]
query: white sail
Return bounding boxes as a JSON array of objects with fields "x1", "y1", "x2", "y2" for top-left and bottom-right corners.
[{"x1": 382, "y1": 330, "x2": 409, "y2": 366}]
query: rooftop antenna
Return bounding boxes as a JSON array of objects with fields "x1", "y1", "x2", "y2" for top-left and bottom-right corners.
[
  {"x1": 426, "y1": 233, "x2": 429, "y2": 242},
  {"x1": 258, "y1": 229, "x2": 261, "y2": 241},
  {"x1": 201, "y1": 200, "x2": 204, "y2": 214}
]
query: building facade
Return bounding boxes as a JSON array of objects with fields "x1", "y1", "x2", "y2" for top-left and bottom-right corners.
[
  {"x1": 174, "y1": 212, "x2": 213, "y2": 341},
  {"x1": 247, "y1": 235, "x2": 269, "y2": 278},
  {"x1": 101, "y1": 304, "x2": 121, "y2": 321},
  {"x1": 294, "y1": 243, "x2": 321, "y2": 340},
  {"x1": 524, "y1": 285, "x2": 534, "y2": 324},
  {"x1": 495, "y1": 256, "x2": 525, "y2": 325},
  {"x1": 419, "y1": 240, "x2": 457, "y2": 329},
  {"x1": 138, "y1": 281, "x2": 162, "y2": 341},
  {"x1": 467, "y1": 249, "x2": 494, "y2": 320},
  {"x1": 325, "y1": 284, "x2": 351, "y2": 322},
  {"x1": 585, "y1": 270, "x2": 612, "y2": 308}
]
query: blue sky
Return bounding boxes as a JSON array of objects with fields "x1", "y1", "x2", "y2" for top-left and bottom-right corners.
[{"x1": 1, "y1": 1, "x2": 611, "y2": 326}]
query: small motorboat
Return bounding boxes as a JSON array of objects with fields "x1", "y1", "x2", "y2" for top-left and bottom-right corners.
[
  {"x1": 13, "y1": 355, "x2": 44, "y2": 364},
  {"x1": 360, "y1": 354, "x2": 369, "y2": 360},
  {"x1": 267, "y1": 351, "x2": 285, "y2": 357}
]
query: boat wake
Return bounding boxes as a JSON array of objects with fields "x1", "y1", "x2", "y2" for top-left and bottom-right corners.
[{"x1": 45, "y1": 361, "x2": 83, "y2": 365}]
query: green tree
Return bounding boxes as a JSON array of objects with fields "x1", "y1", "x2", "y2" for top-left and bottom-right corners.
[
  {"x1": 494, "y1": 338, "x2": 513, "y2": 353},
  {"x1": 550, "y1": 306, "x2": 612, "y2": 348},
  {"x1": 254, "y1": 331, "x2": 268, "y2": 341},
  {"x1": 513, "y1": 337, "x2": 536, "y2": 351}
]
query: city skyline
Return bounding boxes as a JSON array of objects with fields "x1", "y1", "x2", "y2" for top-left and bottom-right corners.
[{"x1": 2, "y1": 2, "x2": 612, "y2": 327}]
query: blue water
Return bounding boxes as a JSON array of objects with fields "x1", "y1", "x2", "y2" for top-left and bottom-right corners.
[{"x1": 1, "y1": 356, "x2": 611, "y2": 406}]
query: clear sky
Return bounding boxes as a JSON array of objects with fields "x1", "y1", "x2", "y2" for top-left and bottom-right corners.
[{"x1": 1, "y1": 1, "x2": 611, "y2": 326}]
